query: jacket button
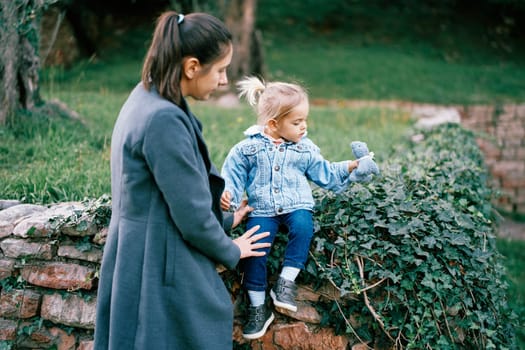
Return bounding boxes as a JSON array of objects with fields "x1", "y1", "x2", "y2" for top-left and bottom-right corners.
[
  {"x1": 274, "y1": 188, "x2": 280, "y2": 193},
  {"x1": 279, "y1": 148, "x2": 284, "y2": 152},
  {"x1": 274, "y1": 165, "x2": 280, "y2": 171},
  {"x1": 277, "y1": 208, "x2": 283, "y2": 213}
]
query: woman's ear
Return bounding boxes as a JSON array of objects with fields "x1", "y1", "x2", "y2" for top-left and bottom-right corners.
[{"x1": 182, "y1": 57, "x2": 200, "y2": 79}]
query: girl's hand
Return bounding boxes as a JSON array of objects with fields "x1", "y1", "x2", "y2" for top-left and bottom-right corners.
[
  {"x1": 233, "y1": 225, "x2": 271, "y2": 258},
  {"x1": 232, "y1": 199, "x2": 253, "y2": 228},
  {"x1": 221, "y1": 190, "x2": 232, "y2": 211},
  {"x1": 348, "y1": 160, "x2": 359, "y2": 172}
]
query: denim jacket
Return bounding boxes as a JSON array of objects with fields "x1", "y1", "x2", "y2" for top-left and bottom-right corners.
[{"x1": 221, "y1": 126, "x2": 351, "y2": 217}]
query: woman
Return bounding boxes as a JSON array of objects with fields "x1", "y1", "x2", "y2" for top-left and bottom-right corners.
[{"x1": 94, "y1": 11, "x2": 270, "y2": 350}]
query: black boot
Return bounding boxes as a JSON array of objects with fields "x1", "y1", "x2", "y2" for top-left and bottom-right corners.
[
  {"x1": 242, "y1": 303, "x2": 275, "y2": 340},
  {"x1": 270, "y1": 277, "x2": 298, "y2": 312}
]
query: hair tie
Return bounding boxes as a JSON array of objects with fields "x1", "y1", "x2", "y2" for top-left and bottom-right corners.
[{"x1": 177, "y1": 14, "x2": 185, "y2": 24}]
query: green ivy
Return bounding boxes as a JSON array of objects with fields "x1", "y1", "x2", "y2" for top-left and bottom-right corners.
[
  {"x1": 41, "y1": 124, "x2": 515, "y2": 349},
  {"x1": 49, "y1": 194, "x2": 111, "y2": 235},
  {"x1": 0, "y1": 341, "x2": 13, "y2": 350},
  {"x1": 307, "y1": 124, "x2": 516, "y2": 348}
]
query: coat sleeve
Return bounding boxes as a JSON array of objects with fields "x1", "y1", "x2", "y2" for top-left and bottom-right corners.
[
  {"x1": 222, "y1": 212, "x2": 234, "y2": 232},
  {"x1": 143, "y1": 109, "x2": 241, "y2": 269}
]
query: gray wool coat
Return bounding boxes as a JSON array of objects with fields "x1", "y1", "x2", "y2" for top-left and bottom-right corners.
[{"x1": 94, "y1": 83, "x2": 241, "y2": 350}]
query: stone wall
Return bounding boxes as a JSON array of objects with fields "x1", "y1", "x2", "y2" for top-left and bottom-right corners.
[
  {"x1": 0, "y1": 202, "x2": 101, "y2": 350},
  {"x1": 408, "y1": 103, "x2": 525, "y2": 215},
  {"x1": 330, "y1": 100, "x2": 525, "y2": 216},
  {"x1": 459, "y1": 104, "x2": 525, "y2": 215},
  {"x1": 0, "y1": 201, "x2": 355, "y2": 350}
]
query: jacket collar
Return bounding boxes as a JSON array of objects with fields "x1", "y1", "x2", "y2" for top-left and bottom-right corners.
[{"x1": 243, "y1": 124, "x2": 308, "y2": 144}]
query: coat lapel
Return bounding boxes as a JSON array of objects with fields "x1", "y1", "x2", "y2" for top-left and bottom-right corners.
[
  {"x1": 182, "y1": 103, "x2": 212, "y2": 173},
  {"x1": 181, "y1": 99, "x2": 225, "y2": 203}
]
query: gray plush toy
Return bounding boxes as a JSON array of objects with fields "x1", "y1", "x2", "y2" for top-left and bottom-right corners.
[{"x1": 349, "y1": 141, "x2": 380, "y2": 182}]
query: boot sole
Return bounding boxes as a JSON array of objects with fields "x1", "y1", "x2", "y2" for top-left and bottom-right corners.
[
  {"x1": 270, "y1": 289, "x2": 298, "y2": 312},
  {"x1": 242, "y1": 312, "x2": 275, "y2": 340}
]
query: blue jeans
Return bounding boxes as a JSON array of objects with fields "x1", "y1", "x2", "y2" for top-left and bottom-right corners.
[{"x1": 240, "y1": 209, "x2": 314, "y2": 292}]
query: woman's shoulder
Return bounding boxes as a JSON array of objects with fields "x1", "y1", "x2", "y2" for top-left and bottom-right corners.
[{"x1": 127, "y1": 83, "x2": 185, "y2": 116}]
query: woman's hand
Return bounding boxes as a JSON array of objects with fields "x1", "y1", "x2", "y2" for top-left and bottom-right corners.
[
  {"x1": 232, "y1": 199, "x2": 253, "y2": 228},
  {"x1": 233, "y1": 225, "x2": 271, "y2": 258}
]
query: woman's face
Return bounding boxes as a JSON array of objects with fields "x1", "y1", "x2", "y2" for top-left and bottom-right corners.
[{"x1": 183, "y1": 43, "x2": 233, "y2": 100}]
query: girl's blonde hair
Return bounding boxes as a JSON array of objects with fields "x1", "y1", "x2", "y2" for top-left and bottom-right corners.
[{"x1": 237, "y1": 76, "x2": 308, "y2": 125}]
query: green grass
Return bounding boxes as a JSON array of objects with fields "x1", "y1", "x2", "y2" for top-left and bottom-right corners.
[
  {"x1": 262, "y1": 34, "x2": 525, "y2": 104},
  {"x1": 0, "y1": 89, "x2": 413, "y2": 203},
  {"x1": 497, "y1": 239, "x2": 525, "y2": 346},
  {"x1": 51, "y1": 32, "x2": 525, "y2": 105},
  {"x1": 254, "y1": 0, "x2": 525, "y2": 104}
]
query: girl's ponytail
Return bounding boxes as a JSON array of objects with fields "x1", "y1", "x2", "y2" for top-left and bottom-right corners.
[{"x1": 237, "y1": 76, "x2": 266, "y2": 107}]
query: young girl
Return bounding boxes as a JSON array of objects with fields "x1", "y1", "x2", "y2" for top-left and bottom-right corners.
[{"x1": 221, "y1": 76, "x2": 359, "y2": 339}]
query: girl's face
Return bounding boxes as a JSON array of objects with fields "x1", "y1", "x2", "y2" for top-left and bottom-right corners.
[
  {"x1": 270, "y1": 99, "x2": 309, "y2": 143},
  {"x1": 182, "y1": 43, "x2": 232, "y2": 100}
]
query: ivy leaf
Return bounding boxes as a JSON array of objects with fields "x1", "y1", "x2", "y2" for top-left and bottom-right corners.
[
  {"x1": 387, "y1": 246, "x2": 401, "y2": 256},
  {"x1": 76, "y1": 220, "x2": 89, "y2": 232},
  {"x1": 445, "y1": 232, "x2": 470, "y2": 246},
  {"x1": 414, "y1": 247, "x2": 429, "y2": 258},
  {"x1": 334, "y1": 237, "x2": 345, "y2": 246},
  {"x1": 374, "y1": 220, "x2": 388, "y2": 228},
  {"x1": 360, "y1": 241, "x2": 374, "y2": 250},
  {"x1": 421, "y1": 236, "x2": 437, "y2": 248},
  {"x1": 26, "y1": 226, "x2": 36, "y2": 236},
  {"x1": 421, "y1": 274, "x2": 436, "y2": 289},
  {"x1": 437, "y1": 210, "x2": 454, "y2": 222}
]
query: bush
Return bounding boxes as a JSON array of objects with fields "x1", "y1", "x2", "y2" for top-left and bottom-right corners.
[{"x1": 307, "y1": 124, "x2": 517, "y2": 349}]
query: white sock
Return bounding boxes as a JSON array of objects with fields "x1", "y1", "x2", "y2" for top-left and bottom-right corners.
[
  {"x1": 280, "y1": 266, "x2": 300, "y2": 282},
  {"x1": 247, "y1": 290, "x2": 266, "y2": 307}
]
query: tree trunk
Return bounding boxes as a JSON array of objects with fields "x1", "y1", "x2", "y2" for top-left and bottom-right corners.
[
  {"x1": 223, "y1": 0, "x2": 265, "y2": 84},
  {"x1": 0, "y1": 0, "x2": 44, "y2": 125}
]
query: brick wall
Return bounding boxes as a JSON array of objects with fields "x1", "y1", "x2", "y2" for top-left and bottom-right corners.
[
  {"x1": 0, "y1": 202, "x2": 101, "y2": 350},
  {"x1": 0, "y1": 201, "x2": 349, "y2": 350},
  {"x1": 459, "y1": 104, "x2": 525, "y2": 215}
]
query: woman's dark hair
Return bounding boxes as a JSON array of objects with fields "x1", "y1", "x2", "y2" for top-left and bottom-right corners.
[{"x1": 141, "y1": 11, "x2": 232, "y2": 105}]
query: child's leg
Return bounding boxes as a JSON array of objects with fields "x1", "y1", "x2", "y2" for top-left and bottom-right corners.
[
  {"x1": 241, "y1": 216, "x2": 280, "y2": 305},
  {"x1": 281, "y1": 209, "x2": 314, "y2": 274},
  {"x1": 270, "y1": 209, "x2": 314, "y2": 312},
  {"x1": 241, "y1": 216, "x2": 279, "y2": 339}
]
